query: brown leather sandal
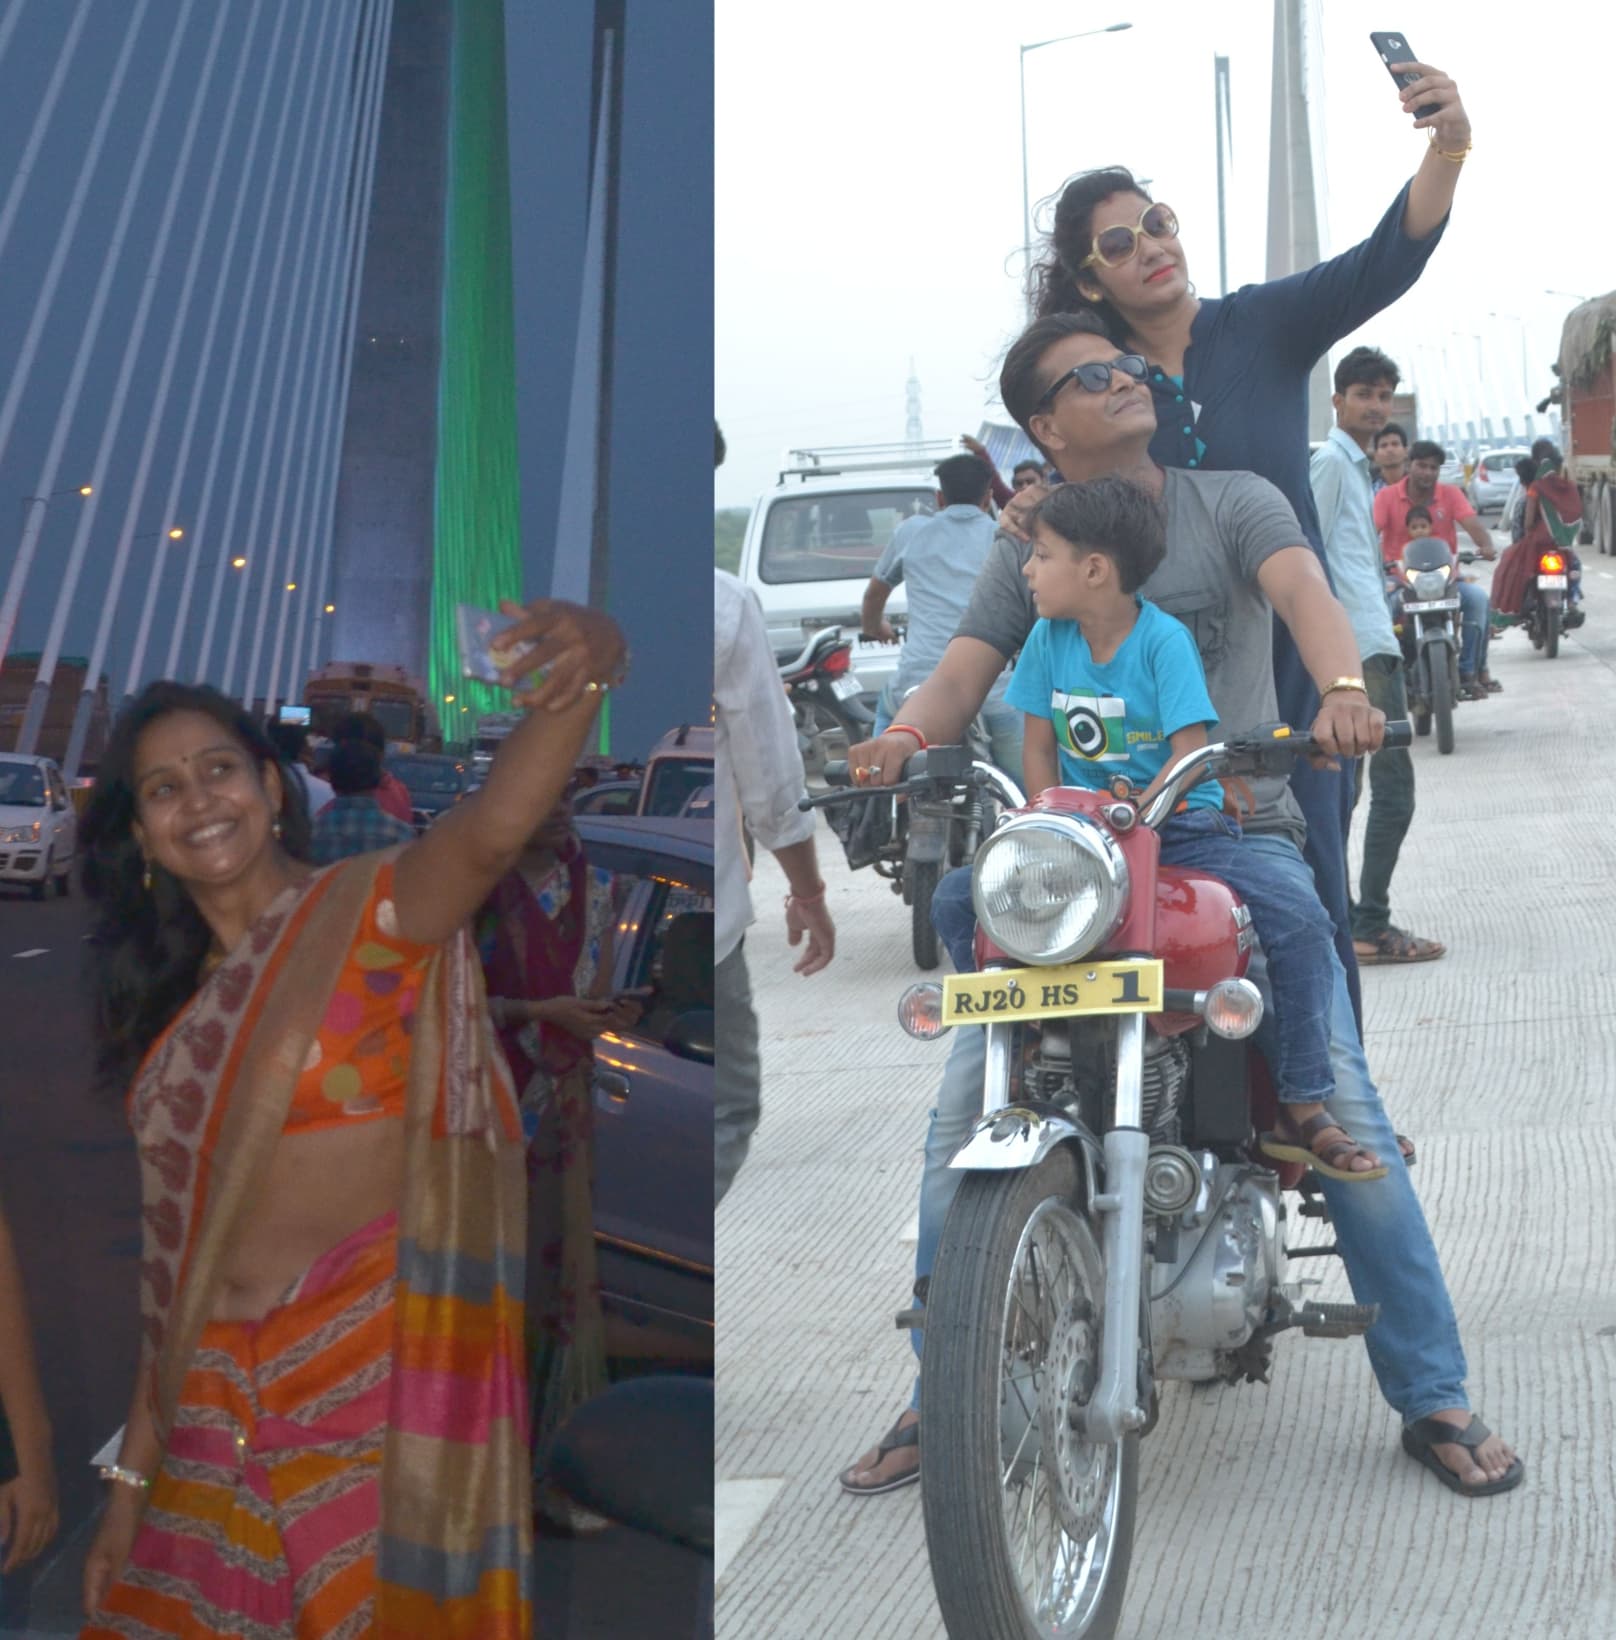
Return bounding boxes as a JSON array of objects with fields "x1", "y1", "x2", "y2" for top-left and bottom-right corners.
[
  {"x1": 1353, "y1": 925, "x2": 1445, "y2": 965},
  {"x1": 1259, "y1": 1110, "x2": 1389, "y2": 1182}
]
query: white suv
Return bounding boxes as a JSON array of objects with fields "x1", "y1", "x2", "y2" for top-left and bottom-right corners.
[
  {"x1": 738, "y1": 449, "x2": 955, "y2": 704},
  {"x1": 0, "y1": 753, "x2": 77, "y2": 899}
]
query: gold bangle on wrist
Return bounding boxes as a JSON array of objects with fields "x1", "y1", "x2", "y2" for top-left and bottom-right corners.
[
  {"x1": 1427, "y1": 128, "x2": 1471, "y2": 163},
  {"x1": 1321, "y1": 676, "x2": 1368, "y2": 700}
]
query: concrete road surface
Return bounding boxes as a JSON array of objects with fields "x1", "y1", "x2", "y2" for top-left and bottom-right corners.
[{"x1": 716, "y1": 558, "x2": 1616, "y2": 1639}]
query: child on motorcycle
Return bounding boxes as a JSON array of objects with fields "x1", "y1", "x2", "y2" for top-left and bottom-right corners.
[{"x1": 1009, "y1": 476, "x2": 1388, "y2": 1182}]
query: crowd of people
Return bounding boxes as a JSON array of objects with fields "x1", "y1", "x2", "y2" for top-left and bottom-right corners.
[{"x1": 0, "y1": 598, "x2": 650, "y2": 1634}]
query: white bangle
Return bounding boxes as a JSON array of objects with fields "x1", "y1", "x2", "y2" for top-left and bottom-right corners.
[{"x1": 98, "y1": 1463, "x2": 151, "y2": 1492}]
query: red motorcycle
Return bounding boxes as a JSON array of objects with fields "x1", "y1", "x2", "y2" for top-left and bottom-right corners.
[{"x1": 814, "y1": 724, "x2": 1410, "y2": 1639}]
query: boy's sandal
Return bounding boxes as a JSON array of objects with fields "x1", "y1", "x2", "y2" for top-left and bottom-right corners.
[
  {"x1": 1402, "y1": 1415, "x2": 1524, "y2": 1497},
  {"x1": 1259, "y1": 1110, "x2": 1388, "y2": 1182},
  {"x1": 838, "y1": 1416, "x2": 919, "y2": 1496},
  {"x1": 1353, "y1": 926, "x2": 1445, "y2": 965}
]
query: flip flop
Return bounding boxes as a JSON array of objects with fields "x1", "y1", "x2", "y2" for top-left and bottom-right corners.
[
  {"x1": 1259, "y1": 1110, "x2": 1388, "y2": 1182},
  {"x1": 1353, "y1": 926, "x2": 1445, "y2": 965},
  {"x1": 838, "y1": 1415, "x2": 919, "y2": 1496},
  {"x1": 1402, "y1": 1415, "x2": 1524, "y2": 1498}
]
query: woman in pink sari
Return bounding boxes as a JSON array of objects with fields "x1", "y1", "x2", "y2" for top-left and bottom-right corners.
[
  {"x1": 1490, "y1": 441, "x2": 1585, "y2": 617},
  {"x1": 76, "y1": 596, "x2": 625, "y2": 1640}
]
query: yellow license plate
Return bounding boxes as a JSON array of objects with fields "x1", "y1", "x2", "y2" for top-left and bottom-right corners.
[{"x1": 941, "y1": 959, "x2": 1163, "y2": 1025}]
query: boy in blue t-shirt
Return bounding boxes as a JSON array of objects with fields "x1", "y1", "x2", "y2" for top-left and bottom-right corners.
[{"x1": 1006, "y1": 476, "x2": 1384, "y2": 1182}]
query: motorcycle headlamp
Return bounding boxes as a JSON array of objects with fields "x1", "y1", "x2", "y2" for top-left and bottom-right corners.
[
  {"x1": 971, "y1": 813, "x2": 1129, "y2": 965},
  {"x1": 1409, "y1": 568, "x2": 1450, "y2": 600}
]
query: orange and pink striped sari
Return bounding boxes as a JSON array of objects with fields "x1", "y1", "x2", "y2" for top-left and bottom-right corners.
[{"x1": 83, "y1": 852, "x2": 533, "y2": 1639}]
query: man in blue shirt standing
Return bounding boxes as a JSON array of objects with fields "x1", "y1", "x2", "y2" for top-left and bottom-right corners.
[
  {"x1": 860, "y1": 454, "x2": 1021, "y2": 783},
  {"x1": 1311, "y1": 348, "x2": 1444, "y2": 966}
]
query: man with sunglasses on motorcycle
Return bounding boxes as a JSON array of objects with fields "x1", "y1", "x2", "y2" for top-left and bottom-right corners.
[{"x1": 837, "y1": 313, "x2": 1522, "y2": 1503}]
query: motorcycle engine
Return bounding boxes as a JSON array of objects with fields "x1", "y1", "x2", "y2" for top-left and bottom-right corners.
[{"x1": 1025, "y1": 1026, "x2": 1189, "y2": 1144}]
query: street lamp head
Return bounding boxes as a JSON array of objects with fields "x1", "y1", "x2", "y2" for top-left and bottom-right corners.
[
  {"x1": 1104, "y1": 21, "x2": 1132, "y2": 30},
  {"x1": 231, "y1": 556, "x2": 247, "y2": 568},
  {"x1": 78, "y1": 485, "x2": 93, "y2": 497},
  {"x1": 166, "y1": 527, "x2": 184, "y2": 540},
  {"x1": 324, "y1": 603, "x2": 335, "y2": 614},
  {"x1": 285, "y1": 581, "x2": 297, "y2": 592}
]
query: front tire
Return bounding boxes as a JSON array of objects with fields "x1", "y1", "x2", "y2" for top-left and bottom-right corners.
[
  {"x1": 1431, "y1": 653, "x2": 1455, "y2": 755},
  {"x1": 921, "y1": 1147, "x2": 1138, "y2": 1639},
  {"x1": 909, "y1": 857, "x2": 940, "y2": 970}
]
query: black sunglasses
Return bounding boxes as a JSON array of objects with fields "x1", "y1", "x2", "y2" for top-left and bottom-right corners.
[{"x1": 1034, "y1": 353, "x2": 1149, "y2": 411}]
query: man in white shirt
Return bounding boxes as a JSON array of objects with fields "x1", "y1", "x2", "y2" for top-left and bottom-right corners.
[
  {"x1": 1310, "y1": 348, "x2": 1444, "y2": 967},
  {"x1": 714, "y1": 567, "x2": 836, "y2": 1203},
  {"x1": 269, "y1": 720, "x2": 335, "y2": 817}
]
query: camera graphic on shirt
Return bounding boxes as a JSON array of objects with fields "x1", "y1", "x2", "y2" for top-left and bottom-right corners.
[{"x1": 1053, "y1": 692, "x2": 1127, "y2": 762}]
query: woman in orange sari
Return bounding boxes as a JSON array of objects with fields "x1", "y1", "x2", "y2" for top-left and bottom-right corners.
[{"x1": 76, "y1": 596, "x2": 625, "y2": 1639}]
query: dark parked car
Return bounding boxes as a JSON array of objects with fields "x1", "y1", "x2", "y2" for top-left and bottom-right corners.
[
  {"x1": 386, "y1": 753, "x2": 470, "y2": 830},
  {"x1": 573, "y1": 815, "x2": 714, "y2": 1358}
]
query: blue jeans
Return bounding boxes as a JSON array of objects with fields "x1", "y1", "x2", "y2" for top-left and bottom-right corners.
[
  {"x1": 912, "y1": 832, "x2": 1468, "y2": 1423},
  {"x1": 1457, "y1": 579, "x2": 1490, "y2": 676}
]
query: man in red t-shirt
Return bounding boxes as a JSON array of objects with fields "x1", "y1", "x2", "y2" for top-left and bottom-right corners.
[{"x1": 1374, "y1": 440, "x2": 1500, "y2": 694}]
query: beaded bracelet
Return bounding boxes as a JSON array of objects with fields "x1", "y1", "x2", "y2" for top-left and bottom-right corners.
[{"x1": 98, "y1": 1463, "x2": 151, "y2": 1492}]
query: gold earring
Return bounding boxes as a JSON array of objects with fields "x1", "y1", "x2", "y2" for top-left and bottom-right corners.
[{"x1": 142, "y1": 860, "x2": 152, "y2": 892}]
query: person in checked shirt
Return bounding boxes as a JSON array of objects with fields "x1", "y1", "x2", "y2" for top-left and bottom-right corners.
[{"x1": 308, "y1": 739, "x2": 417, "y2": 864}]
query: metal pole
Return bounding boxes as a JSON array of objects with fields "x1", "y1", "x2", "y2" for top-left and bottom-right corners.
[
  {"x1": 0, "y1": 0, "x2": 143, "y2": 669},
  {"x1": 0, "y1": 0, "x2": 27, "y2": 75},
  {"x1": 61, "y1": 0, "x2": 232, "y2": 778},
  {"x1": 120, "y1": 0, "x2": 268, "y2": 706},
  {"x1": 0, "y1": 0, "x2": 92, "y2": 274},
  {"x1": 160, "y1": 0, "x2": 296, "y2": 682},
  {"x1": 263, "y1": 0, "x2": 383, "y2": 718},
  {"x1": 282, "y1": 0, "x2": 391, "y2": 709},
  {"x1": 1019, "y1": 46, "x2": 1031, "y2": 298},
  {"x1": 14, "y1": 0, "x2": 179, "y2": 757},
  {"x1": 302, "y1": 0, "x2": 396, "y2": 680},
  {"x1": 237, "y1": 0, "x2": 363, "y2": 717},
  {"x1": 191, "y1": 0, "x2": 323, "y2": 684},
  {"x1": 1214, "y1": 56, "x2": 1231, "y2": 296}
]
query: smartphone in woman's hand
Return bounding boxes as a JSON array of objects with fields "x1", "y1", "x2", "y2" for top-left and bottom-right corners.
[{"x1": 1369, "y1": 32, "x2": 1440, "y2": 119}]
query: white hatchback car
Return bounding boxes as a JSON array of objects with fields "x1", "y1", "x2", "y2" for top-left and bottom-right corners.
[{"x1": 0, "y1": 753, "x2": 77, "y2": 898}]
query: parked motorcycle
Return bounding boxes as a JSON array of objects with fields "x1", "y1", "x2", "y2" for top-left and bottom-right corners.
[
  {"x1": 809, "y1": 723, "x2": 1411, "y2": 1639},
  {"x1": 1386, "y1": 540, "x2": 1471, "y2": 753},
  {"x1": 776, "y1": 626, "x2": 874, "y2": 776},
  {"x1": 822, "y1": 732, "x2": 995, "y2": 969}
]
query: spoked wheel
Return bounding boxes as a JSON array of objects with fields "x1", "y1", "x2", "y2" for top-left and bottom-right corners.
[
  {"x1": 1431, "y1": 655, "x2": 1455, "y2": 755},
  {"x1": 920, "y1": 1147, "x2": 1138, "y2": 1639},
  {"x1": 1544, "y1": 601, "x2": 1561, "y2": 659},
  {"x1": 908, "y1": 858, "x2": 940, "y2": 970}
]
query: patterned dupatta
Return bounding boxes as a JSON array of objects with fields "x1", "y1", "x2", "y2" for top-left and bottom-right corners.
[{"x1": 129, "y1": 851, "x2": 533, "y2": 1639}]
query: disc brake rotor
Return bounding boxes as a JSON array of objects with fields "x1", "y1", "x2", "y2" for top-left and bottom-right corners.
[{"x1": 1038, "y1": 1293, "x2": 1113, "y2": 1543}]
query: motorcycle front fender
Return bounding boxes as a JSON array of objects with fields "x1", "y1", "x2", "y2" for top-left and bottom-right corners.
[
  {"x1": 905, "y1": 807, "x2": 950, "y2": 864},
  {"x1": 947, "y1": 1100, "x2": 1102, "y2": 1200}
]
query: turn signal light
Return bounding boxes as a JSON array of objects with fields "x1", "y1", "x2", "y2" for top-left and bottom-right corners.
[
  {"x1": 1203, "y1": 977, "x2": 1263, "y2": 1040},
  {"x1": 1540, "y1": 553, "x2": 1565, "y2": 574},
  {"x1": 898, "y1": 983, "x2": 949, "y2": 1040}
]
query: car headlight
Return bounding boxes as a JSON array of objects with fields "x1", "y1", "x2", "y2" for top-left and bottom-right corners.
[
  {"x1": 972, "y1": 813, "x2": 1129, "y2": 965},
  {"x1": 1, "y1": 822, "x2": 40, "y2": 844},
  {"x1": 1411, "y1": 569, "x2": 1450, "y2": 600}
]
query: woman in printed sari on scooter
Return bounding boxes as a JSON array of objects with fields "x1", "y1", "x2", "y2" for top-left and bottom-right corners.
[{"x1": 76, "y1": 597, "x2": 625, "y2": 1640}]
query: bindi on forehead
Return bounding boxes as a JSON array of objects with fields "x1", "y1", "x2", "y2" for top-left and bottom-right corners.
[{"x1": 135, "y1": 741, "x2": 240, "y2": 784}]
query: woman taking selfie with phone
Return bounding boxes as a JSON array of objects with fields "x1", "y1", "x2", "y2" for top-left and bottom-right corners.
[
  {"x1": 77, "y1": 596, "x2": 624, "y2": 1638},
  {"x1": 1024, "y1": 52, "x2": 1472, "y2": 997}
]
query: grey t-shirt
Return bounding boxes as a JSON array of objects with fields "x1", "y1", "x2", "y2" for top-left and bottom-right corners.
[{"x1": 957, "y1": 467, "x2": 1307, "y2": 844}]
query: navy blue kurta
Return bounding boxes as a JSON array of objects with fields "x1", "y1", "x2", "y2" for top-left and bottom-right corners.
[{"x1": 1144, "y1": 182, "x2": 1447, "y2": 1017}]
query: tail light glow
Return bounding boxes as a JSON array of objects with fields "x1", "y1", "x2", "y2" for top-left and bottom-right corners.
[
  {"x1": 819, "y1": 644, "x2": 852, "y2": 677},
  {"x1": 1540, "y1": 553, "x2": 1566, "y2": 574}
]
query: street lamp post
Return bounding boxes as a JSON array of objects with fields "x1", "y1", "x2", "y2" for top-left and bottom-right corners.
[{"x1": 1020, "y1": 23, "x2": 1132, "y2": 297}]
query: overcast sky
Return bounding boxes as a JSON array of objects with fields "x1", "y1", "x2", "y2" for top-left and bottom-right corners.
[{"x1": 715, "y1": 0, "x2": 1615, "y2": 508}]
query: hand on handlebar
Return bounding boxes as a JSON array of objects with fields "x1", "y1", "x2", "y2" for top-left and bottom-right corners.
[
  {"x1": 1308, "y1": 689, "x2": 1386, "y2": 763},
  {"x1": 846, "y1": 730, "x2": 919, "y2": 788}
]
